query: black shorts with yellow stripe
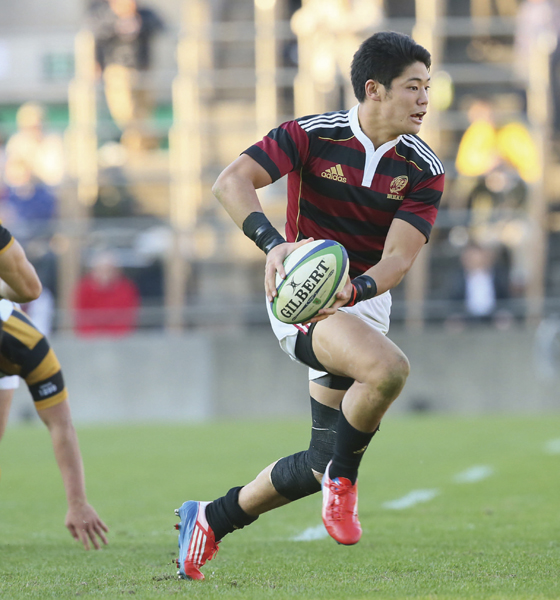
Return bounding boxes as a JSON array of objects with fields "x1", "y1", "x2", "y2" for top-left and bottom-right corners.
[{"x1": 0, "y1": 308, "x2": 67, "y2": 410}]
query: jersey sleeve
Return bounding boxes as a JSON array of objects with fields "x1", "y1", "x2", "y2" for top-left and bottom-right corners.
[
  {"x1": 394, "y1": 172, "x2": 444, "y2": 241},
  {"x1": 0, "y1": 222, "x2": 14, "y2": 255},
  {"x1": 242, "y1": 120, "x2": 310, "y2": 182}
]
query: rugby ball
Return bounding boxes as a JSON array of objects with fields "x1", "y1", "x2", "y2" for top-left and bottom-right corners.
[{"x1": 271, "y1": 240, "x2": 349, "y2": 324}]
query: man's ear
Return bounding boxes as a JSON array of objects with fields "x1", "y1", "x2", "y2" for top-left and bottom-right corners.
[{"x1": 364, "y1": 79, "x2": 383, "y2": 102}]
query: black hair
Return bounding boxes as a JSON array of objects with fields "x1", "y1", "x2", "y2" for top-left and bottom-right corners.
[{"x1": 350, "y1": 31, "x2": 431, "y2": 102}]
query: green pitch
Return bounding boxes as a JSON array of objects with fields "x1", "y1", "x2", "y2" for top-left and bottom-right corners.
[{"x1": 1, "y1": 414, "x2": 560, "y2": 599}]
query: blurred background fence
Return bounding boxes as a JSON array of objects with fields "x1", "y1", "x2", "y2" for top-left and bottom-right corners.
[{"x1": 1, "y1": 0, "x2": 560, "y2": 421}]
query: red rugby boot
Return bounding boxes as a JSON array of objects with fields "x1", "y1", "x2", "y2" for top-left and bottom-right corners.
[{"x1": 321, "y1": 461, "x2": 362, "y2": 545}]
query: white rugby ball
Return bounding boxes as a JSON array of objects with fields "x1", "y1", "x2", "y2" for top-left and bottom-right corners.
[{"x1": 271, "y1": 240, "x2": 349, "y2": 324}]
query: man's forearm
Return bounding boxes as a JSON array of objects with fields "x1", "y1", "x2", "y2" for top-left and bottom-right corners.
[
  {"x1": 364, "y1": 255, "x2": 414, "y2": 296},
  {"x1": 49, "y1": 421, "x2": 89, "y2": 508},
  {"x1": 0, "y1": 239, "x2": 42, "y2": 303},
  {"x1": 0, "y1": 280, "x2": 35, "y2": 303}
]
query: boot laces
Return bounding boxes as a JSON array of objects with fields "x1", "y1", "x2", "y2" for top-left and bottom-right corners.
[{"x1": 328, "y1": 479, "x2": 354, "y2": 521}]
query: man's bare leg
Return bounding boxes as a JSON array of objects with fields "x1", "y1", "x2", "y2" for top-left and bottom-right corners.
[
  {"x1": 312, "y1": 311, "x2": 409, "y2": 434},
  {"x1": 0, "y1": 389, "x2": 14, "y2": 442},
  {"x1": 310, "y1": 311, "x2": 409, "y2": 543}
]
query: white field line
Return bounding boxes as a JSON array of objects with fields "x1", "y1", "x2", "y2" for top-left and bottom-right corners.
[
  {"x1": 382, "y1": 489, "x2": 439, "y2": 510},
  {"x1": 381, "y1": 465, "x2": 494, "y2": 512},
  {"x1": 295, "y1": 464, "x2": 497, "y2": 533},
  {"x1": 544, "y1": 438, "x2": 560, "y2": 454},
  {"x1": 452, "y1": 465, "x2": 494, "y2": 483},
  {"x1": 292, "y1": 524, "x2": 329, "y2": 541}
]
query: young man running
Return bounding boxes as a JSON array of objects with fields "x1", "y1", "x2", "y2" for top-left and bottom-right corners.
[{"x1": 174, "y1": 31, "x2": 444, "y2": 580}]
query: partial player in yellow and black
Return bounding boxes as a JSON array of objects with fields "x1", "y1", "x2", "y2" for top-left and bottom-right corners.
[
  {"x1": 0, "y1": 220, "x2": 41, "y2": 303},
  {"x1": 0, "y1": 300, "x2": 67, "y2": 411},
  {"x1": 0, "y1": 221, "x2": 109, "y2": 550},
  {"x1": 0, "y1": 221, "x2": 14, "y2": 254}
]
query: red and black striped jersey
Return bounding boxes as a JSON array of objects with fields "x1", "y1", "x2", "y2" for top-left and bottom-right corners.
[{"x1": 243, "y1": 105, "x2": 444, "y2": 277}]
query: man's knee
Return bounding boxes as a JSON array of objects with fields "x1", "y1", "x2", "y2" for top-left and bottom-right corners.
[{"x1": 364, "y1": 348, "x2": 410, "y2": 400}]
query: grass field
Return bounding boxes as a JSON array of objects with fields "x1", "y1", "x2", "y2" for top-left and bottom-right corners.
[{"x1": 1, "y1": 413, "x2": 560, "y2": 599}]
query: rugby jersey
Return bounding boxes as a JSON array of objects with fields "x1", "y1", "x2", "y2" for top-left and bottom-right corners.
[
  {"x1": 244, "y1": 104, "x2": 444, "y2": 277},
  {"x1": 0, "y1": 221, "x2": 14, "y2": 255},
  {"x1": 0, "y1": 299, "x2": 67, "y2": 410}
]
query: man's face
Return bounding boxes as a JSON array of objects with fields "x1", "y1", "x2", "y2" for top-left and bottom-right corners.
[
  {"x1": 109, "y1": 0, "x2": 138, "y2": 18},
  {"x1": 375, "y1": 61, "x2": 430, "y2": 137}
]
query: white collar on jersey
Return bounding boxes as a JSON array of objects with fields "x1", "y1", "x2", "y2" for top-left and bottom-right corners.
[{"x1": 348, "y1": 104, "x2": 401, "y2": 188}]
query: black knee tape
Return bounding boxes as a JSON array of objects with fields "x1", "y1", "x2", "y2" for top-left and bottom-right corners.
[
  {"x1": 270, "y1": 396, "x2": 339, "y2": 501},
  {"x1": 270, "y1": 451, "x2": 321, "y2": 501},
  {"x1": 308, "y1": 397, "x2": 339, "y2": 473}
]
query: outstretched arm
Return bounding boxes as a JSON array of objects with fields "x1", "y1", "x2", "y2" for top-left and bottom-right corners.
[
  {"x1": 38, "y1": 400, "x2": 109, "y2": 550},
  {"x1": 0, "y1": 237, "x2": 42, "y2": 303}
]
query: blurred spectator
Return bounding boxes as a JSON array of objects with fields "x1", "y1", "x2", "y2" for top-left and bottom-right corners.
[
  {"x1": 132, "y1": 225, "x2": 168, "y2": 303},
  {"x1": 93, "y1": 143, "x2": 139, "y2": 217},
  {"x1": 290, "y1": 0, "x2": 382, "y2": 112},
  {"x1": 446, "y1": 242, "x2": 513, "y2": 330},
  {"x1": 0, "y1": 103, "x2": 63, "y2": 320},
  {"x1": 282, "y1": 0, "x2": 301, "y2": 68},
  {"x1": 23, "y1": 287, "x2": 56, "y2": 337},
  {"x1": 74, "y1": 249, "x2": 140, "y2": 336},
  {"x1": 514, "y1": 0, "x2": 558, "y2": 77},
  {"x1": 453, "y1": 98, "x2": 541, "y2": 296},
  {"x1": 4, "y1": 102, "x2": 65, "y2": 188},
  {"x1": 469, "y1": 0, "x2": 517, "y2": 18},
  {"x1": 1, "y1": 157, "x2": 58, "y2": 242},
  {"x1": 87, "y1": 0, "x2": 165, "y2": 151},
  {"x1": 513, "y1": 0, "x2": 560, "y2": 141},
  {"x1": 455, "y1": 98, "x2": 541, "y2": 188}
]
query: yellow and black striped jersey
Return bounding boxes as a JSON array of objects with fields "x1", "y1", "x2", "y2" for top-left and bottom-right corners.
[
  {"x1": 0, "y1": 221, "x2": 14, "y2": 255},
  {"x1": 0, "y1": 299, "x2": 67, "y2": 410}
]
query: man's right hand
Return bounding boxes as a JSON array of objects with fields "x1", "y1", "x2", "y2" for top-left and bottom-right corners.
[
  {"x1": 307, "y1": 276, "x2": 353, "y2": 323},
  {"x1": 264, "y1": 238, "x2": 314, "y2": 302}
]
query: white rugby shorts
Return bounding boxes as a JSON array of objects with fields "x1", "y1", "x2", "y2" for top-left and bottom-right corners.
[
  {"x1": 266, "y1": 291, "x2": 392, "y2": 380},
  {"x1": 0, "y1": 375, "x2": 19, "y2": 390}
]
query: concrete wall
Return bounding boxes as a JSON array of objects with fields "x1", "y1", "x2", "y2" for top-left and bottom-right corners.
[
  {"x1": 8, "y1": 326, "x2": 560, "y2": 426},
  {"x1": 389, "y1": 328, "x2": 559, "y2": 414}
]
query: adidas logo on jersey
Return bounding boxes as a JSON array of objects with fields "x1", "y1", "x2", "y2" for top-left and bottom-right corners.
[{"x1": 321, "y1": 164, "x2": 347, "y2": 183}]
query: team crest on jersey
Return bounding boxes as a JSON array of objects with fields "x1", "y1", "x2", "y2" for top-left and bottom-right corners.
[{"x1": 388, "y1": 175, "x2": 408, "y2": 200}]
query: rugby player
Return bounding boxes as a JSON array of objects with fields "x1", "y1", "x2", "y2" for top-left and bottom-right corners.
[
  {"x1": 0, "y1": 223, "x2": 109, "y2": 550},
  {"x1": 174, "y1": 31, "x2": 444, "y2": 579}
]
